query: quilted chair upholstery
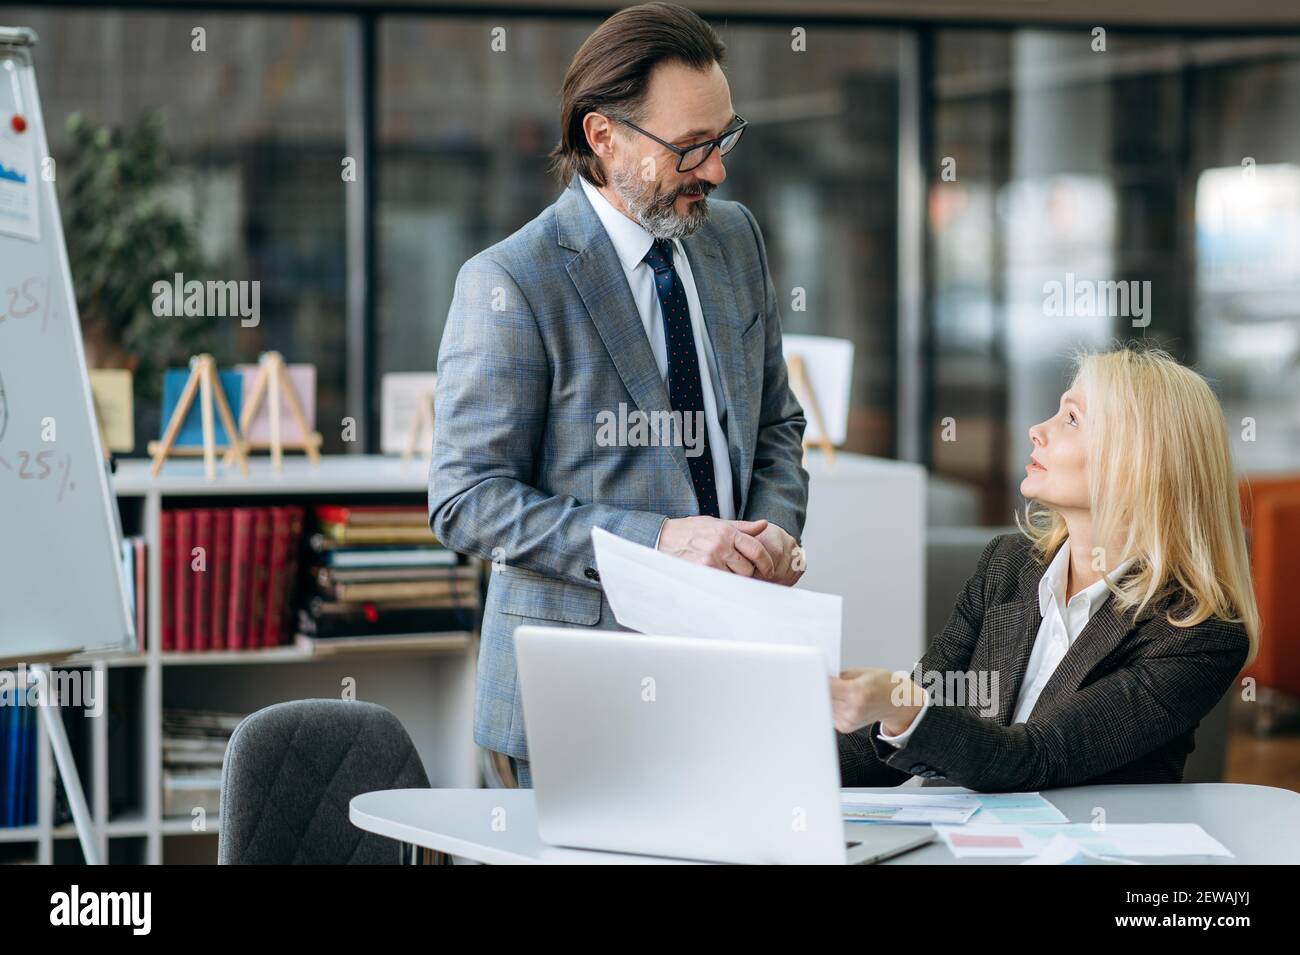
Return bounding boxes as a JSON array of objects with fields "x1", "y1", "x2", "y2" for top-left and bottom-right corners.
[{"x1": 218, "y1": 699, "x2": 429, "y2": 864}]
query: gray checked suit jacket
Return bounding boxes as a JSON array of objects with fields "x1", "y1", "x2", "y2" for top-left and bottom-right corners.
[
  {"x1": 430, "y1": 174, "x2": 809, "y2": 758},
  {"x1": 839, "y1": 533, "x2": 1251, "y2": 791}
]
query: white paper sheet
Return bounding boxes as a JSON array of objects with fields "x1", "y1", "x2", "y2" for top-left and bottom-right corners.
[
  {"x1": 1019, "y1": 834, "x2": 1143, "y2": 865},
  {"x1": 935, "y1": 823, "x2": 1233, "y2": 859},
  {"x1": 591, "y1": 526, "x2": 843, "y2": 675},
  {"x1": 969, "y1": 792, "x2": 1070, "y2": 826}
]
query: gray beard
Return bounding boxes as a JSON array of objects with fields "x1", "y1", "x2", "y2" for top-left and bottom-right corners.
[{"x1": 609, "y1": 162, "x2": 712, "y2": 240}]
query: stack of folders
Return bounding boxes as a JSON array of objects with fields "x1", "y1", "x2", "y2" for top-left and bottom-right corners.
[
  {"x1": 162, "y1": 709, "x2": 244, "y2": 819},
  {"x1": 161, "y1": 506, "x2": 306, "y2": 652},
  {"x1": 0, "y1": 686, "x2": 36, "y2": 828},
  {"x1": 297, "y1": 504, "x2": 478, "y2": 643}
]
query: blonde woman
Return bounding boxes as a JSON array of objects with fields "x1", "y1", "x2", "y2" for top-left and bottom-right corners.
[{"x1": 834, "y1": 346, "x2": 1259, "y2": 790}]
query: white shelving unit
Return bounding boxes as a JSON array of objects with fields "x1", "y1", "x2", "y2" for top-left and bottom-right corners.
[{"x1": 1, "y1": 455, "x2": 479, "y2": 864}]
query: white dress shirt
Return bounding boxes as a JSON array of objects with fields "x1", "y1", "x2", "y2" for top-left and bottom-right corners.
[
  {"x1": 878, "y1": 539, "x2": 1135, "y2": 748},
  {"x1": 579, "y1": 175, "x2": 735, "y2": 525}
]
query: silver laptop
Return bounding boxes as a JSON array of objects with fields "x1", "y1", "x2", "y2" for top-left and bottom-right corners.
[{"x1": 514, "y1": 626, "x2": 934, "y2": 865}]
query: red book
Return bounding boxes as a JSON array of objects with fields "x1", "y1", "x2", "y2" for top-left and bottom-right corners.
[
  {"x1": 227, "y1": 508, "x2": 255, "y2": 650},
  {"x1": 211, "y1": 509, "x2": 233, "y2": 650},
  {"x1": 192, "y1": 509, "x2": 213, "y2": 651},
  {"x1": 174, "y1": 510, "x2": 193, "y2": 653},
  {"x1": 160, "y1": 511, "x2": 176, "y2": 652},
  {"x1": 313, "y1": 504, "x2": 427, "y2": 526},
  {"x1": 246, "y1": 509, "x2": 272, "y2": 648},
  {"x1": 262, "y1": 508, "x2": 292, "y2": 647},
  {"x1": 280, "y1": 507, "x2": 305, "y2": 643},
  {"x1": 134, "y1": 538, "x2": 146, "y2": 653}
]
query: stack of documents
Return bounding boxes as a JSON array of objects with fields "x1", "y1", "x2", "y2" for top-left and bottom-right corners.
[
  {"x1": 841, "y1": 791, "x2": 1233, "y2": 861},
  {"x1": 841, "y1": 792, "x2": 980, "y2": 825},
  {"x1": 841, "y1": 791, "x2": 1068, "y2": 826}
]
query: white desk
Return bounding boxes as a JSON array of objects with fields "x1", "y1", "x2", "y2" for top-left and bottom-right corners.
[{"x1": 350, "y1": 783, "x2": 1300, "y2": 865}]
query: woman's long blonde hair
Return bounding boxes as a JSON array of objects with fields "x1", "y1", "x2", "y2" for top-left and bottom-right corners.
[{"x1": 1020, "y1": 345, "x2": 1259, "y2": 664}]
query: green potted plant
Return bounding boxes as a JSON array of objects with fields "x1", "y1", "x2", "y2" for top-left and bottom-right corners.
[{"x1": 60, "y1": 110, "x2": 223, "y2": 451}]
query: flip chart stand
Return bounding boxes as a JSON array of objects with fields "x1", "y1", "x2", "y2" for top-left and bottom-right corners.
[
  {"x1": 1, "y1": 25, "x2": 137, "y2": 862},
  {"x1": 148, "y1": 353, "x2": 249, "y2": 479},
  {"x1": 401, "y1": 391, "x2": 435, "y2": 466},
  {"x1": 91, "y1": 401, "x2": 110, "y2": 462},
  {"x1": 29, "y1": 664, "x2": 100, "y2": 865},
  {"x1": 786, "y1": 354, "x2": 836, "y2": 466},
  {"x1": 225, "y1": 350, "x2": 322, "y2": 472}
]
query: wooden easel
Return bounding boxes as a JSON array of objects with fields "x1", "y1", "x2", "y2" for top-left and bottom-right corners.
[
  {"x1": 224, "y1": 351, "x2": 322, "y2": 472},
  {"x1": 149, "y1": 354, "x2": 249, "y2": 479},
  {"x1": 400, "y1": 391, "x2": 435, "y2": 466},
  {"x1": 786, "y1": 354, "x2": 836, "y2": 466}
]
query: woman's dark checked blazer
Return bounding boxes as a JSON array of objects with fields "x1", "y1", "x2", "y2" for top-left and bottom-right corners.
[{"x1": 838, "y1": 533, "x2": 1251, "y2": 791}]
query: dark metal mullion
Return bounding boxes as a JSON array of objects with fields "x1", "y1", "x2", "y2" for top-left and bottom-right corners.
[
  {"x1": 1178, "y1": 44, "x2": 1201, "y2": 366},
  {"x1": 915, "y1": 26, "x2": 937, "y2": 471},
  {"x1": 895, "y1": 29, "x2": 927, "y2": 464},
  {"x1": 343, "y1": 13, "x2": 378, "y2": 453}
]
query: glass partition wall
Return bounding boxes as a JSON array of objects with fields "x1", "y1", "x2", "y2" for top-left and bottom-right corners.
[{"x1": 7, "y1": 6, "x2": 1300, "y2": 518}]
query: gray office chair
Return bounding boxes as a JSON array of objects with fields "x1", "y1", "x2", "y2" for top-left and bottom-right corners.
[
  {"x1": 218, "y1": 699, "x2": 429, "y2": 864},
  {"x1": 926, "y1": 526, "x2": 1016, "y2": 642}
]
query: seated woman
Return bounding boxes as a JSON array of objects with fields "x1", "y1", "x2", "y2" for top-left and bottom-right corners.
[{"x1": 834, "y1": 345, "x2": 1258, "y2": 791}]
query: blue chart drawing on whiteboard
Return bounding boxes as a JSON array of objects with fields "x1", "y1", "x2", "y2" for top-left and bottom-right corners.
[{"x1": 0, "y1": 56, "x2": 39, "y2": 241}]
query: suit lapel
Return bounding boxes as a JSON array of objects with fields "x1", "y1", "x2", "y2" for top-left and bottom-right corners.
[
  {"x1": 556, "y1": 178, "x2": 696, "y2": 495},
  {"x1": 983, "y1": 551, "x2": 1048, "y2": 725},
  {"x1": 556, "y1": 176, "x2": 753, "y2": 512},
  {"x1": 985, "y1": 598, "x2": 1041, "y2": 726},
  {"x1": 681, "y1": 230, "x2": 752, "y2": 514}
]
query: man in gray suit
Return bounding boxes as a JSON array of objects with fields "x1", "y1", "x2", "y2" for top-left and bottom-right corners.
[{"x1": 429, "y1": 3, "x2": 809, "y2": 786}]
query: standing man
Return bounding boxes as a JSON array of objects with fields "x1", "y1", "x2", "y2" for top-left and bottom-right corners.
[{"x1": 430, "y1": 2, "x2": 809, "y2": 787}]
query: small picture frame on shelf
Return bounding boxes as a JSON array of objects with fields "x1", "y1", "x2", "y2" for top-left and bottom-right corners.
[{"x1": 380, "y1": 371, "x2": 437, "y2": 460}]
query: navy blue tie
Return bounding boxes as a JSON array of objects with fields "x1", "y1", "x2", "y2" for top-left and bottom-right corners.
[{"x1": 643, "y1": 237, "x2": 720, "y2": 518}]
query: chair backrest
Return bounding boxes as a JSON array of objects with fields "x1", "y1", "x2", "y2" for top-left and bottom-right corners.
[
  {"x1": 926, "y1": 526, "x2": 1016, "y2": 643},
  {"x1": 218, "y1": 699, "x2": 429, "y2": 864},
  {"x1": 1240, "y1": 476, "x2": 1300, "y2": 696},
  {"x1": 1182, "y1": 687, "x2": 1233, "y2": 783}
]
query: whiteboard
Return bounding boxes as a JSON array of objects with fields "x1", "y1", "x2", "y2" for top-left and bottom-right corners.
[{"x1": 0, "y1": 28, "x2": 134, "y2": 663}]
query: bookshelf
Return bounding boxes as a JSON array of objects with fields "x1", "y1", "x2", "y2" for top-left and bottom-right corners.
[{"x1": 0, "y1": 455, "x2": 479, "y2": 865}]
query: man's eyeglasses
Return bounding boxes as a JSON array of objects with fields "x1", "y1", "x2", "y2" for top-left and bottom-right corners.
[{"x1": 615, "y1": 114, "x2": 747, "y2": 173}]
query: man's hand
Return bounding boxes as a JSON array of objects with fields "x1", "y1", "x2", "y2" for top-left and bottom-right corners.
[
  {"x1": 745, "y1": 522, "x2": 804, "y2": 587},
  {"x1": 657, "y1": 517, "x2": 774, "y2": 578}
]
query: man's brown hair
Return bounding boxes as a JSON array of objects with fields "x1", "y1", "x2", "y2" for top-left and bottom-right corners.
[{"x1": 547, "y1": 2, "x2": 727, "y2": 188}]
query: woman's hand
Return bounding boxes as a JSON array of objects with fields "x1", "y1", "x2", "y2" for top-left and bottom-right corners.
[{"x1": 830, "y1": 667, "x2": 926, "y2": 735}]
